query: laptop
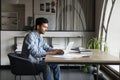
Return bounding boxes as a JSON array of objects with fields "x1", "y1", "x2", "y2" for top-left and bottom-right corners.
[{"x1": 63, "y1": 42, "x2": 75, "y2": 54}]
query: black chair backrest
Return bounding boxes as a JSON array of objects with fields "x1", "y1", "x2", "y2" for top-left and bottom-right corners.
[{"x1": 8, "y1": 53, "x2": 40, "y2": 75}]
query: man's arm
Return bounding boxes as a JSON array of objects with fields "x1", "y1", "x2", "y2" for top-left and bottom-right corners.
[
  {"x1": 23, "y1": 34, "x2": 46, "y2": 57},
  {"x1": 47, "y1": 49, "x2": 64, "y2": 55},
  {"x1": 42, "y1": 40, "x2": 64, "y2": 55}
]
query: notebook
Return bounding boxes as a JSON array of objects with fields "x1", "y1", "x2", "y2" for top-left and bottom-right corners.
[{"x1": 71, "y1": 47, "x2": 93, "y2": 54}]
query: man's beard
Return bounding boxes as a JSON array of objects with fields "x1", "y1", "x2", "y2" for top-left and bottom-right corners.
[{"x1": 40, "y1": 31, "x2": 46, "y2": 34}]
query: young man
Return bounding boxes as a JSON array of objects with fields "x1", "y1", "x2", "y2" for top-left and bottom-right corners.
[{"x1": 22, "y1": 17, "x2": 64, "y2": 80}]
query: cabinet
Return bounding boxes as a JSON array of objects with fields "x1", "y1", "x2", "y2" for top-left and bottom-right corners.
[
  {"x1": 1, "y1": 12, "x2": 18, "y2": 30},
  {"x1": 14, "y1": 36, "x2": 24, "y2": 52},
  {"x1": 14, "y1": 34, "x2": 85, "y2": 52}
]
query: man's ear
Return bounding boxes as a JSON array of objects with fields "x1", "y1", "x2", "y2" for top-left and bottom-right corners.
[{"x1": 37, "y1": 25, "x2": 39, "y2": 30}]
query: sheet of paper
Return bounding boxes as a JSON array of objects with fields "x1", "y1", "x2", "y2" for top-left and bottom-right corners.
[{"x1": 52, "y1": 54, "x2": 85, "y2": 59}]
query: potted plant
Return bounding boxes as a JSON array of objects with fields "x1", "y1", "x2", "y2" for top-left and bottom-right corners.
[
  {"x1": 86, "y1": 37, "x2": 100, "y2": 50},
  {"x1": 86, "y1": 37, "x2": 108, "y2": 52},
  {"x1": 83, "y1": 37, "x2": 108, "y2": 73}
]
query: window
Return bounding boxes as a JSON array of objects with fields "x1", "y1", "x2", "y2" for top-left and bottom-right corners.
[{"x1": 99, "y1": 0, "x2": 120, "y2": 74}]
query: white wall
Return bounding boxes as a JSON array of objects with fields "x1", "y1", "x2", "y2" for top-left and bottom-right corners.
[{"x1": 1, "y1": 31, "x2": 27, "y2": 65}]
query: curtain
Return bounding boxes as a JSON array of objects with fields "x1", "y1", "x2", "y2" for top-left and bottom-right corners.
[{"x1": 56, "y1": 0, "x2": 86, "y2": 31}]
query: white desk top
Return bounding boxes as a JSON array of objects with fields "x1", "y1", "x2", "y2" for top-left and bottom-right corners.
[{"x1": 45, "y1": 50, "x2": 120, "y2": 64}]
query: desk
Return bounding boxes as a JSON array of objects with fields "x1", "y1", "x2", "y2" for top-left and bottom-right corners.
[
  {"x1": 45, "y1": 50, "x2": 120, "y2": 80},
  {"x1": 45, "y1": 50, "x2": 120, "y2": 64}
]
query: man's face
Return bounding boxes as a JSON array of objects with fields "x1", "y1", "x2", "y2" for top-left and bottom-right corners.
[{"x1": 37, "y1": 23, "x2": 48, "y2": 34}]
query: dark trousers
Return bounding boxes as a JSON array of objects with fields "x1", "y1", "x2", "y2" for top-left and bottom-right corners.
[{"x1": 36, "y1": 60, "x2": 61, "y2": 80}]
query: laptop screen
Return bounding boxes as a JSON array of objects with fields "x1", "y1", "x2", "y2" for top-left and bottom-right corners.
[{"x1": 64, "y1": 42, "x2": 74, "y2": 53}]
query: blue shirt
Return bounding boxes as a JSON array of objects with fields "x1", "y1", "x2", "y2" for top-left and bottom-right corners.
[{"x1": 22, "y1": 31, "x2": 53, "y2": 63}]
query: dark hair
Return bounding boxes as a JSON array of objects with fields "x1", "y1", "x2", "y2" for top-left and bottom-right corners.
[{"x1": 35, "y1": 17, "x2": 48, "y2": 30}]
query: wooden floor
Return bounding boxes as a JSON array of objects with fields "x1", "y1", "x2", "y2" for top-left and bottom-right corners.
[{"x1": 0, "y1": 68, "x2": 94, "y2": 80}]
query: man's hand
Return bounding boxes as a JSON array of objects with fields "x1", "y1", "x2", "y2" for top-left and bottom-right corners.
[{"x1": 47, "y1": 49, "x2": 64, "y2": 55}]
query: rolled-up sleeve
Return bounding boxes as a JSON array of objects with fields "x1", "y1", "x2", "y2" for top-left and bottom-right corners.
[
  {"x1": 39, "y1": 36, "x2": 53, "y2": 54},
  {"x1": 43, "y1": 41, "x2": 53, "y2": 51}
]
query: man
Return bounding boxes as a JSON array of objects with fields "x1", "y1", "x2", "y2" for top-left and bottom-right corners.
[{"x1": 22, "y1": 17, "x2": 64, "y2": 80}]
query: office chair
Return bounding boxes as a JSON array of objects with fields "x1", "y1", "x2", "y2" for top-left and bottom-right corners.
[{"x1": 8, "y1": 53, "x2": 42, "y2": 80}]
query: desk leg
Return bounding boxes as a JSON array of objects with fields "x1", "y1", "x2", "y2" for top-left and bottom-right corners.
[
  {"x1": 96, "y1": 64, "x2": 99, "y2": 80},
  {"x1": 119, "y1": 65, "x2": 120, "y2": 78}
]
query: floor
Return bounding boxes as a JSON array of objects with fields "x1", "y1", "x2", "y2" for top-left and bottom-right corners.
[{"x1": 0, "y1": 68, "x2": 94, "y2": 80}]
